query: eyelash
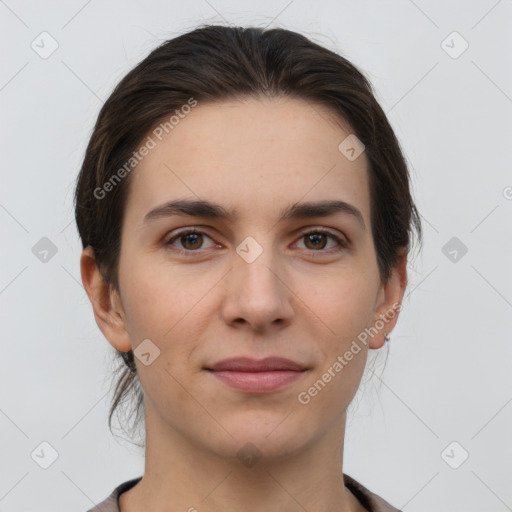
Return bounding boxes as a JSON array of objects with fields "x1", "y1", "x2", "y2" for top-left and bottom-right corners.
[{"x1": 164, "y1": 227, "x2": 348, "y2": 256}]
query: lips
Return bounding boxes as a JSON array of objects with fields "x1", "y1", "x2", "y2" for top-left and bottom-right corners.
[
  {"x1": 205, "y1": 357, "x2": 307, "y2": 393},
  {"x1": 206, "y1": 356, "x2": 306, "y2": 372}
]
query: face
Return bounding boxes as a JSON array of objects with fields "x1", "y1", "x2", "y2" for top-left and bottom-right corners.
[{"x1": 84, "y1": 96, "x2": 406, "y2": 462}]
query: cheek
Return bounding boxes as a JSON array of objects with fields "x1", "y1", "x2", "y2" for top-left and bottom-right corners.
[
  {"x1": 297, "y1": 280, "x2": 372, "y2": 413},
  {"x1": 299, "y1": 270, "x2": 377, "y2": 334},
  {"x1": 119, "y1": 257, "x2": 214, "y2": 378},
  {"x1": 119, "y1": 254, "x2": 195, "y2": 337}
]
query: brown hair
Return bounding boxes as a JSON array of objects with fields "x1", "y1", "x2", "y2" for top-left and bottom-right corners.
[{"x1": 74, "y1": 24, "x2": 422, "y2": 445}]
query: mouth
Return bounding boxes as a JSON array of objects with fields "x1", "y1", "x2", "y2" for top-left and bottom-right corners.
[{"x1": 204, "y1": 357, "x2": 308, "y2": 393}]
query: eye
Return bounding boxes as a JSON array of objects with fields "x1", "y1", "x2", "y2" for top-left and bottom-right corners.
[
  {"x1": 295, "y1": 229, "x2": 347, "y2": 253},
  {"x1": 165, "y1": 228, "x2": 217, "y2": 253}
]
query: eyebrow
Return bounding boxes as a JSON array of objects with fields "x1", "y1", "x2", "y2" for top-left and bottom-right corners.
[{"x1": 143, "y1": 198, "x2": 366, "y2": 230}]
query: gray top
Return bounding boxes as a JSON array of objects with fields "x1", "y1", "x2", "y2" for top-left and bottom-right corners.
[{"x1": 87, "y1": 473, "x2": 402, "y2": 512}]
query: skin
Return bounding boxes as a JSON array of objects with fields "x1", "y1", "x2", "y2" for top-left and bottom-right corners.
[{"x1": 81, "y1": 96, "x2": 407, "y2": 512}]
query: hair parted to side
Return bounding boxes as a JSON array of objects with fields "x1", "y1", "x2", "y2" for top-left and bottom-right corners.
[{"x1": 74, "y1": 24, "x2": 422, "y2": 446}]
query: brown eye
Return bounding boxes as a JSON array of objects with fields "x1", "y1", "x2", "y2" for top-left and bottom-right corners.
[
  {"x1": 303, "y1": 232, "x2": 328, "y2": 250},
  {"x1": 179, "y1": 232, "x2": 203, "y2": 250},
  {"x1": 166, "y1": 229, "x2": 215, "y2": 252},
  {"x1": 296, "y1": 229, "x2": 347, "y2": 252}
]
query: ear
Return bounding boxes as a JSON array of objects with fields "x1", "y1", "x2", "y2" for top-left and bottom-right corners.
[
  {"x1": 369, "y1": 247, "x2": 408, "y2": 349},
  {"x1": 80, "y1": 246, "x2": 132, "y2": 352}
]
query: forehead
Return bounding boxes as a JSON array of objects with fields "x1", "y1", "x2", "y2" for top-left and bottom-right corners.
[{"x1": 124, "y1": 96, "x2": 370, "y2": 226}]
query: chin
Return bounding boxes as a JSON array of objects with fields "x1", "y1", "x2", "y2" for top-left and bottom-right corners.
[{"x1": 205, "y1": 413, "x2": 314, "y2": 464}]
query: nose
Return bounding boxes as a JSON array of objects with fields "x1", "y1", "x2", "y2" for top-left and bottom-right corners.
[{"x1": 219, "y1": 245, "x2": 294, "y2": 334}]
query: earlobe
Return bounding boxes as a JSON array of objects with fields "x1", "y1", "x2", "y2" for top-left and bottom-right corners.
[
  {"x1": 79, "y1": 246, "x2": 132, "y2": 353},
  {"x1": 369, "y1": 248, "x2": 408, "y2": 349}
]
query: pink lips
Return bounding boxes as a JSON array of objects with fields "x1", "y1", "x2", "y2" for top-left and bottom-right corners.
[{"x1": 205, "y1": 357, "x2": 307, "y2": 393}]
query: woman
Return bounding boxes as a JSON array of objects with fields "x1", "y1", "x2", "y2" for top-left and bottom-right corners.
[{"x1": 76, "y1": 24, "x2": 422, "y2": 512}]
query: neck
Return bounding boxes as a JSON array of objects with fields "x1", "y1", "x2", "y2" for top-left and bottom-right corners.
[{"x1": 119, "y1": 404, "x2": 365, "y2": 512}]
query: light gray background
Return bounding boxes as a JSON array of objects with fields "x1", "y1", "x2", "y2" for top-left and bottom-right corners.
[{"x1": 1, "y1": 1, "x2": 511, "y2": 511}]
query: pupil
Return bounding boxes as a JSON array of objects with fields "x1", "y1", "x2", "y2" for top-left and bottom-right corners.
[
  {"x1": 183, "y1": 233, "x2": 201, "y2": 249},
  {"x1": 307, "y1": 233, "x2": 326, "y2": 249}
]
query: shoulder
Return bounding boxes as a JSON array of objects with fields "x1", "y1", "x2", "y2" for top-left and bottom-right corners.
[
  {"x1": 343, "y1": 473, "x2": 402, "y2": 512},
  {"x1": 86, "y1": 477, "x2": 142, "y2": 512},
  {"x1": 87, "y1": 474, "x2": 399, "y2": 512}
]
